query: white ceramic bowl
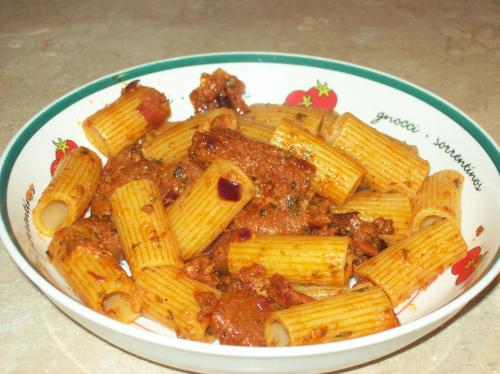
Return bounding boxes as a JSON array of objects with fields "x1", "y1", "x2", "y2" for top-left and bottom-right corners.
[{"x1": 1, "y1": 53, "x2": 499, "y2": 374}]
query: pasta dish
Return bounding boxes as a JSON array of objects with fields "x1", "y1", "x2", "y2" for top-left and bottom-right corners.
[{"x1": 32, "y1": 68, "x2": 466, "y2": 346}]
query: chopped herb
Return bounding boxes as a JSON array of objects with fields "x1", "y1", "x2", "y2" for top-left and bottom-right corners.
[
  {"x1": 284, "y1": 195, "x2": 301, "y2": 213},
  {"x1": 259, "y1": 208, "x2": 266, "y2": 216},
  {"x1": 173, "y1": 164, "x2": 186, "y2": 179},
  {"x1": 290, "y1": 181, "x2": 297, "y2": 190}
]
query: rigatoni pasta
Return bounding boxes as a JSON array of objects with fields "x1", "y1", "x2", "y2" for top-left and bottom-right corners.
[
  {"x1": 355, "y1": 219, "x2": 467, "y2": 306},
  {"x1": 83, "y1": 82, "x2": 171, "y2": 157},
  {"x1": 332, "y1": 113, "x2": 429, "y2": 196},
  {"x1": 291, "y1": 284, "x2": 345, "y2": 300},
  {"x1": 331, "y1": 192, "x2": 413, "y2": 244},
  {"x1": 228, "y1": 235, "x2": 352, "y2": 286},
  {"x1": 237, "y1": 116, "x2": 274, "y2": 143},
  {"x1": 110, "y1": 178, "x2": 182, "y2": 275},
  {"x1": 265, "y1": 285, "x2": 399, "y2": 346},
  {"x1": 48, "y1": 224, "x2": 142, "y2": 323},
  {"x1": 270, "y1": 119, "x2": 365, "y2": 206},
  {"x1": 33, "y1": 147, "x2": 102, "y2": 236},
  {"x1": 135, "y1": 266, "x2": 221, "y2": 342},
  {"x1": 412, "y1": 169, "x2": 464, "y2": 231},
  {"x1": 243, "y1": 103, "x2": 325, "y2": 135},
  {"x1": 142, "y1": 108, "x2": 237, "y2": 165},
  {"x1": 167, "y1": 158, "x2": 256, "y2": 260}
]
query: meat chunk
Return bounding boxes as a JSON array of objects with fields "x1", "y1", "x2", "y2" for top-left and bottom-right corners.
[
  {"x1": 193, "y1": 264, "x2": 312, "y2": 346},
  {"x1": 159, "y1": 157, "x2": 204, "y2": 207},
  {"x1": 185, "y1": 256, "x2": 219, "y2": 288},
  {"x1": 231, "y1": 264, "x2": 313, "y2": 309},
  {"x1": 189, "y1": 128, "x2": 315, "y2": 208},
  {"x1": 198, "y1": 291, "x2": 271, "y2": 346},
  {"x1": 77, "y1": 215, "x2": 124, "y2": 260},
  {"x1": 232, "y1": 201, "x2": 309, "y2": 235},
  {"x1": 306, "y1": 198, "x2": 394, "y2": 266},
  {"x1": 91, "y1": 144, "x2": 202, "y2": 215},
  {"x1": 190, "y1": 68, "x2": 249, "y2": 115}
]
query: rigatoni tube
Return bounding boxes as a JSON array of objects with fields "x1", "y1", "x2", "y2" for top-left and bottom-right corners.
[
  {"x1": 110, "y1": 178, "x2": 182, "y2": 275},
  {"x1": 270, "y1": 119, "x2": 365, "y2": 206},
  {"x1": 291, "y1": 284, "x2": 345, "y2": 300},
  {"x1": 48, "y1": 224, "x2": 142, "y2": 323},
  {"x1": 228, "y1": 235, "x2": 352, "y2": 286},
  {"x1": 243, "y1": 103, "x2": 325, "y2": 135},
  {"x1": 355, "y1": 219, "x2": 467, "y2": 306},
  {"x1": 331, "y1": 192, "x2": 412, "y2": 244},
  {"x1": 33, "y1": 147, "x2": 102, "y2": 236},
  {"x1": 83, "y1": 82, "x2": 170, "y2": 157},
  {"x1": 333, "y1": 113, "x2": 429, "y2": 195},
  {"x1": 237, "y1": 116, "x2": 274, "y2": 143},
  {"x1": 135, "y1": 266, "x2": 221, "y2": 342},
  {"x1": 167, "y1": 158, "x2": 255, "y2": 260},
  {"x1": 265, "y1": 286, "x2": 399, "y2": 346},
  {"x1": 142, "y1": 108, "x2": 237, "y2": 165},
  {"x1": 412, "y1": 169, "x2": 464, "y2": 231}
]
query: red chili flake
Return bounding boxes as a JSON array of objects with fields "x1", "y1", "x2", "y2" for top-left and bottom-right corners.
[
  {"x1": 476, "y1": 225, "x2": 484, "y2": 237},
  {"x1": 217, "y1": 177, "x2": 241, "y2": 202},
  {"x1": 141, "y1": 204, "x2": 154, "y2": 214},
  {"x1": 123, "y1": 80, "x2": 140, "y2": 93},
  {"x1": 88, "y1": 271, "x2": 106, "y2": 283},
  {"x1": 235, "y1": 227, "x2": 253, "y2": 242}
]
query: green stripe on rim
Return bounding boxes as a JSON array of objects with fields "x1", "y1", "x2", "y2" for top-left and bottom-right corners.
[{"x1": 1, "y1": 52, "x2": 499, "y2": 252}]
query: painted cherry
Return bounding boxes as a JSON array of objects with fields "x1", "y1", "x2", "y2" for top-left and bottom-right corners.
[
  {"x1": 50, "y1": 138, "x2": 78, "y2": 176},
  {"x1": 284, "y1": 80, "x2": 337, "y2": 111},
  {"x1": 307, "y1": 80, "x2": 337, "y2": 111},
  {"x1": 284, "y1": 90, "x2": 312, "y2": 107}
]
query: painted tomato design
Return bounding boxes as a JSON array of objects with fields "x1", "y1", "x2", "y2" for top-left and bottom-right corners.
[
  {"x1": 50, "y1": 138, "x2": 78, "y2": 176},
  {"x1": 451, "y1": 246, "x2": 483, "y2": 285},
  {"x1": 284, "y1": 80, "x2": 337, "y2": 111}
]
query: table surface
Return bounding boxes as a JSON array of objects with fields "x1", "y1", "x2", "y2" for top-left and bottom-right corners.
[{"x1": 1, "y1": 1, "x2": 498, "y2": 373}]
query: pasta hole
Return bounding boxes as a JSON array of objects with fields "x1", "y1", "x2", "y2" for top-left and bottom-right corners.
[
  {"x1": 83, "y1": 123, "x2": 112, "y2": 156},
  {"x1": 265, "y1": 321, "x2": 290, "y2": 347},
  {"x1": 211, "y1": 114, "x2": 236, "y2": 130},
  {"x1": 421, "y1": 215, "x2": 444, "y2": 229},
  {"x1": 102, "y1": 292, "x2": 139, "y2": 323},
  {"x1": 40, "y1": 200, "x2": 68, "y2": 230}
]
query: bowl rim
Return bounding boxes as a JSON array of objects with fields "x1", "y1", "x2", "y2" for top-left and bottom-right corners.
[{"x1": 1, "y1": 52, "x2": 499, "y2": 358}]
